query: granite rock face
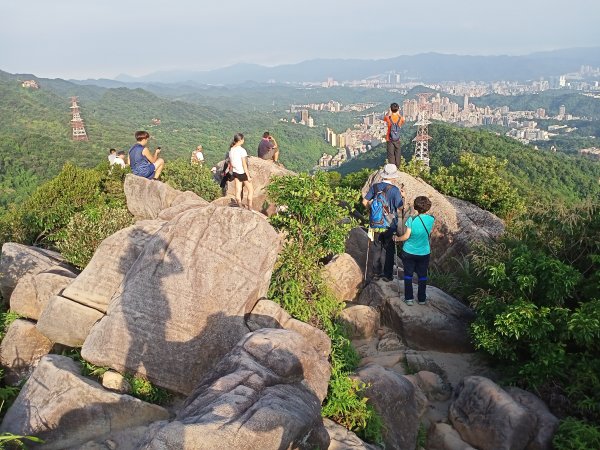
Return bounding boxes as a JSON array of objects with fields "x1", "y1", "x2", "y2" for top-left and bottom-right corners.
[
  {"x1": 82, "y1": 205, "x2": 282, "y2": 394},
  {"x1": 124, "y1": 174, "x2": 181, "y2": 220},
  {"x1": 322, "y1": 252, "x2": 363, "y2": 302},
  {"x1": 137, "y1": 329, "x2": 331, "y2": 450}
]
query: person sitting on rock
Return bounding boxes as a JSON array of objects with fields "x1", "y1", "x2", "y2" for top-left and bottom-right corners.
[
  {"x1": 191, "y1": 145, "x2": 204, "y2": 166},
  {"x1": 128, "y1": 131, "x2": 164, "y2": 180},
  {"x1": 258, "y1": 131, "x2": 280, "y2": 164},
  {"x1": 229, "y1": 133, "x2": 253, "y2": 209},
  {"x1": 112, "y1": 150, "x2": 128, "y2": 168},
  {"x1": 108, "y1": 148, "x2": 117, "y2": 164},
  {"x1": 394, "y1": 195, "x2": 435, "y2": 306}
]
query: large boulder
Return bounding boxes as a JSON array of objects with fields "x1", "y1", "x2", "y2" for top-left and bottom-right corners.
[
  {"x1": 427, "y1": 423, "x2": 477, "y2": 450},
  {"x1": 324, "y1": 418, "x2": 379, "y2": 450},
  {"x1": 449, "y1": 376, "x2": 537, "y2": 450},
  {"x1": 124, "y1": 174, "x2": 181, "y2": 220},
  {"x1": 322, "y1": 252, "x2": 363, "y2": 302},
  {"x1": 339, "y1": 305, "x2": 380, "y2": 339},
  {"x1": 216, "y1": 156, "x2": 295, "y2": 213},
  {"x1": 61, "y1": 220, "x2": 166, "y2": 313},
  {"x1": 359, "y1": 281, "x2": 475, "y2": 353},
  {"x1": 82, "y1": 205, "x2": 282, "y2": 394},
  {"x1": 354, "y1": 364, "x2": 422, "y2": 450},
  {"x1": 136, "y1": 329, "x2": 331, "y2": 450},
  {"x1": 0, "y1": 355, "x2": 169, "y2": 450},
  {"x1": 0, "y1": 243, "x2": 68, "y2": 301},
  {"x1": 0, "y1": 319, "x2": 53, "y2": 385},
  {"x1": 246, "y1": 299, "x2": 331, "y2": 358},
  {"x1": 506, "y1": 387, "x2": 559, "y2": 450},
  {"x1": 344, "y1": 227, "x2": 370, "y2": 278},
  {"x1": 36, "y1": 295, "x2": 104, "y2": 347},
  {"x1": 10, "y1": 266, "x2": 76, "y2": 320},
  {"x1": 361, "y1": 170, "x2": 504, "y2": 269}
]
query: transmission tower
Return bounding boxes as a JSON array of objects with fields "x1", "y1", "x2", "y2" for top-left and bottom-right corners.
[
  {"x1": 70, "y1": 96, "x2": 88, "y2": 141},
  {"x1": 412, "y1": 93, "x2": 433, "y2": 167}
]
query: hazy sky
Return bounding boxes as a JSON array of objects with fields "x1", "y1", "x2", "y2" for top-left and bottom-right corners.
[{"x1": 1, "y1": 0, "x2": 598, "y2": 79}]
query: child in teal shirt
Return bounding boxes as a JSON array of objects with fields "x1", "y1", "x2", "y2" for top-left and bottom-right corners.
[{"x1": 394, "y1": 196, "x2": 435, "y2": 305}]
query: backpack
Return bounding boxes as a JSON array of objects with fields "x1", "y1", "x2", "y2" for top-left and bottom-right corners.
[
  {"x1": 389, "y1": 115, "x2": 402, "y2": 142},
  {"x1": 369, "y1": 183, "x2": 393, "y2": 230}
]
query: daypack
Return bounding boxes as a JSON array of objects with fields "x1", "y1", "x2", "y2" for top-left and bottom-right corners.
[
  {"x1": 389, "y1": 115, "x2": 402, "y2": 142},
  {"x1": 369, "y1": 183, "x2": 393, "y2": 230}
]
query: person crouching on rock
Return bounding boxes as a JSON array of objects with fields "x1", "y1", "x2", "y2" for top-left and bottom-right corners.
[
  {"x1": 128, "y1": 131, "x2": 165, "y2": 181},
  {"x1": 228, "y1": 133, "x2": 254, "y2": 209},
  {"x1": 394, "y1": 196, "x2": 435, "y2": 306}
]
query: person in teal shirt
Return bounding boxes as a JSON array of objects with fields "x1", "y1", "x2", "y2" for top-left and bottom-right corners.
[{"x1": 394, "y1": 196, "x2": 435, "y2": 305}]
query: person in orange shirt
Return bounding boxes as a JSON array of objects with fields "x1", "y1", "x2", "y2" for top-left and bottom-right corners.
[{"x1": 383, "y1": 102, "x2": 405, "y2": 168}]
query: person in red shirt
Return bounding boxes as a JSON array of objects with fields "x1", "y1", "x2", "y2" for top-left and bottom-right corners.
[{"x1": 383, "y1": 102, "x2": 405, "y2": 168}]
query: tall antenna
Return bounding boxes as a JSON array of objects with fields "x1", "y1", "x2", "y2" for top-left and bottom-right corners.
[
  {"x1": 70, "y1": 96, "x2": 88, "y2": 141},
  {"x1": 412, "y1": 93, "x2": 433, "y2": 167}
]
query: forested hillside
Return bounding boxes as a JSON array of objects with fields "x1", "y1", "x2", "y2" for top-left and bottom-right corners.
[{"x1": 336, "y1": 123, "x2": 600, "y2": 203}]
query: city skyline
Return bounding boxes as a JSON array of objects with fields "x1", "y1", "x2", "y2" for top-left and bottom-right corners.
[{"x1": 1, "y1": 0, "x2": 599, "y2": 80}]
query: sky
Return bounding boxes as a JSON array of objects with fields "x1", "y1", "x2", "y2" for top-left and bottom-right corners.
[{"x1": 1, "y1": 0, "x2": 599, "y2": 80}]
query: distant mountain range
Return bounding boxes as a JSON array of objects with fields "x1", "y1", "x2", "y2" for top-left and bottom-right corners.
[{"x1": 114, "y1": 47, "x2": 600, "y2": 85}]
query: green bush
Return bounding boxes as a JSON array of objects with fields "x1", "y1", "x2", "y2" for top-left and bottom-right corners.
[
  {"x1": 55, "y1": 205, "x2": 134, "y2": 269},
  {"x1": 161, "y1": 159, "x2": 221, "y2": 202},
  {"x1": 553, "y1": 418, "x2": 600, "y2": 450},
  {"x1": 266, "y1": 173, "x2": 382, "y2": 443},
  {"x1": 124, "y1": 374, "x2": 171, "y2": 405}
]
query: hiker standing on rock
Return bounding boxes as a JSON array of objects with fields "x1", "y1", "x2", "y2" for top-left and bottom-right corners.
[
  {"x1": 229, "y1": 133, "x2": 254, "y2": 209},
  {"x1": 362, "y1": 164, "x2": 405, "y2": 282},
  {"x1": 383, "y1": 102, "x2": 405, "y2": 168},
  {"x1": 394, "y1": 196, "x2": 435, "y2": 305}
]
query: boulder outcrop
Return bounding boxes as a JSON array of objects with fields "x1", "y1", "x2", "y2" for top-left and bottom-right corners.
[
  {"x1": 427, "y1": 423, "x2": 477, "y2": 450},
  {"x1": 358, "y1": 281, "x2": 474, "y2": 353},
  {"x1": 324, "y1": 418, "x2": 379, "y2": 450},
  {"x1": 61, "y1": 220, "x2": 166, "y2": 313},
  {"x1": 339, "y1": 305, "x2": 380, "y2": 339},
  {"x1": 0, "y1": 319, "x2": 53, "y2": 385},
  {"x1": 9, "y1": 266, "x2": 76, "y2": 320},
  {"x1": 322, "y1": 252, "x2": 363, "y2": 302},
  {"x1": 82, "y1": 205, "x2": 282, "y2": 395},
  {"x1": 361, "y1": 170, "x2": 504, "y2": 269},
  {"x1": 354, "y1": 363, "x2": 422, "y2": 450},
  {"x1": 136, "y1": 329, "x2": 331, "y2": 450},
  {"x1": 0, "y1": 355, "x2": 169, "y2": 450},
  {"x1": 449, "y1": 376, "x2": 537, "y2": 450},
  {"x1": 0, "y1": 243, "x2": 68, "y2": 301}
]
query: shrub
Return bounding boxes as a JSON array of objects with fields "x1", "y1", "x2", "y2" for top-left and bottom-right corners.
[
  {"x1": 553, "y1": 418, "x2": 600, "y2": 450},
  {"x1": 124, "y1": 374, "x2": 171, "y2": 405},
  {"x1": 55, "y1": 205, "x2": 134, "y2": 269},
  {"x1": 161, "y1": 159, "x2": 221, "y2": 202}
]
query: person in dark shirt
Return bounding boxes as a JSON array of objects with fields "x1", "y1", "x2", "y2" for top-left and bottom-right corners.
[
  {"x1": 128, "y1": 131, "x2": 164, "y2": 180},
  {"x1": 257, "y1": 131, "x2": 280, "y2": 164}
]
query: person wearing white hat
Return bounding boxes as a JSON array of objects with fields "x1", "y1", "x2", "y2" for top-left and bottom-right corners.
[{"x1": 362, "y1": 163, "x2": 405, "y2": 282}]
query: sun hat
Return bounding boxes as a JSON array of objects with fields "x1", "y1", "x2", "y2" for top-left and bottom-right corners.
[{"x1": 381, "y1": 163, "x2": 400, "y2": 179}]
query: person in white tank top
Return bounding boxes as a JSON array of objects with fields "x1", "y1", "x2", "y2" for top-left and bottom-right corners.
[{"x1": 228, "y1": 133, "x2": 254, "y2": 209}]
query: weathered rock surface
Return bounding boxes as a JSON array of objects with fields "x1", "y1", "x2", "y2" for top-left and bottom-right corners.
[
  {"x1": 217, "y1": 156, "x2": 295, "y2": 213},
  {"x1": 36, "y1": 295, "x2": 104, "y2": 347},
  {"x1": 124, "y1": 174, "x2": 181, "y2": 220},
  {"x1": 0, "y1": 319, "x2": 53, "y2": 385},
  {"x1": 345, "y1": 227, "x2": 370, "y2": 277},
  {"x1": 359, "y1": 281, "x2": 474, "y2": 353},
  {"x1": 0, "y1": 243, "x2": 68, "y2": 301},
  {"x1": 427, "y1": 423, "x2": 477, "y2": 450},
  {"x1": 361, "y1": 170, "x2": 504, "y2": 269},
  {"x1": 137, "y1": 329, "x2": 331, "y2": 450},
  {"x1": 449, "y1": 376, "x2": 537, "y2": 450},
  {"x1": 9, "y1": 266, "x2": 76, "y2": 320},
  {"x1": 324, "y1": 418, "x2": 379, "y2": 450},
  {"x1": 246, "y1": 299, "x2": 331, "y2": 358},
  {"x1": 506, "y1": 386, "x2": 559, "y2": 450},
  {"x1": 322, "y1": 252, "x2": 363, "y2": 302},
  {"x1": 339, "y1": 305, "x2": 380, "y2": 339},
  {"x1": 102, "y1": 370, "x2": 132, "y2": 394},
  {"x1": 82, "y1": 205, "x2": 282, "y2": 395},
  {"x1": 61, "y1": 220, "x2": 166, "y2": 313},
  {"x1": 0, "y1": 355, "x2": 169, "y2": 450},
  {"x1": 354, "y1": 363, "x2": 421, "y2": 450}
]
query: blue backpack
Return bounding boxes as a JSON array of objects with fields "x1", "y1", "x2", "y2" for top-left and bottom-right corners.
[
  {"x1": 389, "y1": 115, "x2": 402, "y2": 142},
  {"x1": 369, "y1": 183, "x2": 393, "y2": 230}
]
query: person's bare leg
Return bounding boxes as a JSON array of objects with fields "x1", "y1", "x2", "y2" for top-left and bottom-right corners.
[
  {"x1": 273, "y1": 149, "x2": 280, "y2": 162},
  {"x1": 153, "y1": 158, "x2": 165, "y2": 179},
  {"x1": 243, "y1": 180, "x2": 254, "y2": 209},
  {"x1": 234, "y1": 178, "x2": 243, "y2": 207}
]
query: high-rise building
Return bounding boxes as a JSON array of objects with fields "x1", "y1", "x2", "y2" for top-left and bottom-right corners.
[
  {"x1": 463, "y1": 94, "x2": 469, "y2": 111},
  {"x1": 559, "y1": 105, "x2": 566, "y2": 117}
]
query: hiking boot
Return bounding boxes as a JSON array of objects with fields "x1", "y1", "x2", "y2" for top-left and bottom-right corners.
[
  {"x1": 418, "y1": 299, "x2": 427, "y2": 305},
  {"x1": 372, "y1": 274, "x2": 382, "y2": 281},
  {"x1": 404, "y1": 299, "x2": 414, "y2": 306},
  {"x1": 381, "y1": 276, "x2": 393, "y2": 283}
]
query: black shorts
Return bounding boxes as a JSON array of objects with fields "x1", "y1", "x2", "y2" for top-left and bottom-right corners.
[{"x1": 233, "y1": 172, "x2": 248, "y2": 182}]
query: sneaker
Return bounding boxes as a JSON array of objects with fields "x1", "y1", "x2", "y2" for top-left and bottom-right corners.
[
  {"x1": 418, "y1": 299, "x2": 426, "y2": 305},
  {"x1": 381, "y1": 276, "x2": 393, "y2": 283},
  {"x1": 372, "y1": 274, "x2": 382, "y2": 281},
  {"x1": 404, "y1": 299, "x2": 414, "y2": 306}
]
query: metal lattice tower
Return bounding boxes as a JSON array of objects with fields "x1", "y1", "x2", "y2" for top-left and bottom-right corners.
[
  {"x1": 70, "y1": 96, "x2": 88, "y2": 141},
  {"x1": 412, "y1": 93, "x2": 433, "y2": 167}
]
